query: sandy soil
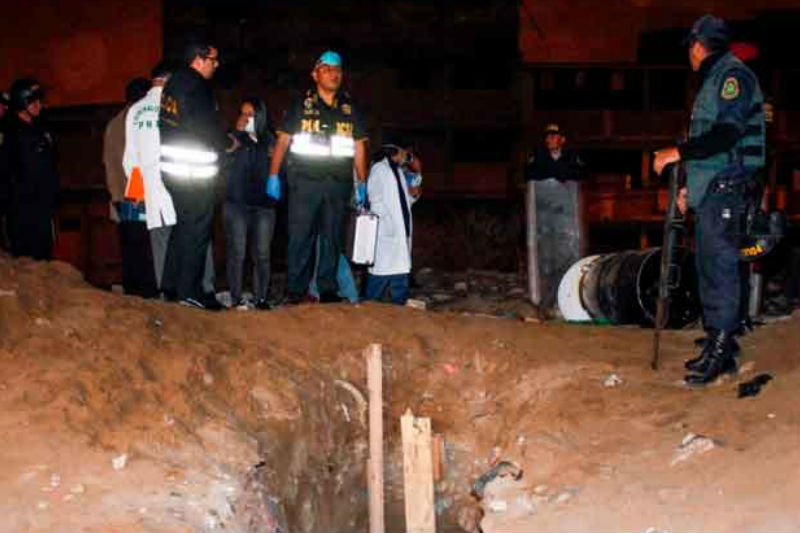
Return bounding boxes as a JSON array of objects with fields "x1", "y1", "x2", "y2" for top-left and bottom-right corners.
[{"x1": 1, "y1": 252, "x2": 798, "y2": 532}]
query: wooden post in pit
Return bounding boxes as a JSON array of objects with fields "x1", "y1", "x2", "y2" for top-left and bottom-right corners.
[
  {"x1": 401, "y1": 409, "x2": 436, "y2": 533},
  {"x1": 366, "y1": 344, "x2": 385, "y2": 533}
]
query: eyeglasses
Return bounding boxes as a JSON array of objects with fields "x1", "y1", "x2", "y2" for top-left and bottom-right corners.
[{"x1": 204, "y1": 55, "x2": 220, "y2": 66}]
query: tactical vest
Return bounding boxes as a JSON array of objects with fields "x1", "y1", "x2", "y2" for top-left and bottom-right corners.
[{"x1": 685, "y1": 52, "x2": 765, "y2": 207}]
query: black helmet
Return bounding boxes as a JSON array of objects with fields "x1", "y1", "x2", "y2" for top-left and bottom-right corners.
[{"x1": 9, "y1": 78, "x2": 44, "y2": 111}]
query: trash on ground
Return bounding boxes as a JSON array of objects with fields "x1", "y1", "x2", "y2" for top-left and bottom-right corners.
[
  {"x1": 671, "y1": 433, "x2": 716, "y2": 466},
  {"x1": 738, "y1": 373, "x2": 773, "y2": 399}
]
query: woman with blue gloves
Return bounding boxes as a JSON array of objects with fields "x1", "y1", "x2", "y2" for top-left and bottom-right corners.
[{"x1": 224, "y1": 98, "x2": 280, "y2": 310}]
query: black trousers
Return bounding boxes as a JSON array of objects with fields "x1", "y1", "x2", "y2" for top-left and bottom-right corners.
[
  {"x1": 162, "y1": 178, "x2": 216, "y2": 301},
  {"x1": 8, "y1": 202, "x2": 53, "y2": 260},
  {"x1": 694, "y1": 185, "x2": 749, "y2": 333},
  {"x1": 287, "y1": 176, "x2": 351, "y2": 296},
  {"x1": 118, "y1": 220, "x2": 158, "y2": 298}
]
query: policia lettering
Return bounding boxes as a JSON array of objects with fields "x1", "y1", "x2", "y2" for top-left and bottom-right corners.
[{"x1": 288, "y1": 91, "x2": 358, "y2": 159}]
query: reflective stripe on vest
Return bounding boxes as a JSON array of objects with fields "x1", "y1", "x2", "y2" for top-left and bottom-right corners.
[
  {"x1": 290, "y1": 133, "x2": 355, "y2": 158},
  {"x1": 160, "y1": 144, "x2": 219, "y2": 180}
]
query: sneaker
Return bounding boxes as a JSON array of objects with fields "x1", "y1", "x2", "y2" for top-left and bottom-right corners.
[
  {"x1": 233, "y1": 299, "x2": 251, "y2": 311},
  {"x1": 202, "y1": 293, "x2": 224, "y2": 311},
  {"x1": 179, "y1": 297, "x2": 206, "y2": 309},
  {"x1": 254, "y1": 299, "x2": 273, "y2": 311}
]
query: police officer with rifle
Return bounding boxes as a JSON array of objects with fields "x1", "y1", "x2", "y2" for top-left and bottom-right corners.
[{"x1": 654, "y1": 15, "x2": 766, "y2": 386}]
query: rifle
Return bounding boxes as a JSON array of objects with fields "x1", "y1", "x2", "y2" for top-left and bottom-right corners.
[{"x1": 652, "y1": 163, "x2": 686, "y2": 370}]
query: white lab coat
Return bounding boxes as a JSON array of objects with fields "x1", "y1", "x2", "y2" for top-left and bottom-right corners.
[
  {"x1": 122, "y1": 86, "x2": 176, "y2": 229},
  {"x1": 367, "y1": 158, "x2": 419, "y2": 276}
]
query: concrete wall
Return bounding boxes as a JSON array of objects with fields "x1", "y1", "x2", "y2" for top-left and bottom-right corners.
[
  {"x1": 0, "y1": 0, "x2": 162, "y2": 106},
  {"x1": 519, "y1": 0, "x2": 800, "y2": 63}
]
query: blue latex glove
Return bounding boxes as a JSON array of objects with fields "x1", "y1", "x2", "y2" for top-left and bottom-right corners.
[
  {"x1": 266, "y1": 174, "x2": 281, "y2": 201},
  {"x1": 355, "y1": 181, "x2": 367, "y2": 207}
]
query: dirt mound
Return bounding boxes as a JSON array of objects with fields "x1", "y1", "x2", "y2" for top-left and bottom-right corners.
[{"x1": 1, "y1": 252, "x2": 799, "y2": 532}]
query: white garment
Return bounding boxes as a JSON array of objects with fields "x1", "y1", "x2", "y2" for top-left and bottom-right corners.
[
  {"x1": 122, "y1": 86, "x2": 177, "y2": 229},
  {"x1": 367, "y1": 158, "x2": 419, "y2": 276}
]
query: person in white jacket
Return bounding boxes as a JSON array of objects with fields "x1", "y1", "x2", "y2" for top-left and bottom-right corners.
[
  {"x1": 123, "y1": 62, "x2": 215, "y2": 297},
  {"x1": 365, "y1": 142, "x2": 422, "y2": 305}
]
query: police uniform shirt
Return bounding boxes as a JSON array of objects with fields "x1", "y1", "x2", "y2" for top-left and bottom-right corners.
[
  {"x1": 280, "y1": 90, "x2": 366, "y2": 182},
  {"x1": 7, "y1": 117, "x2": 59, "y2": 210},
  {"x1": 679, "y1": 52, "x2": 757, "y2": 161}
]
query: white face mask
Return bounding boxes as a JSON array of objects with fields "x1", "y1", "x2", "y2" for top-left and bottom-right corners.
[{"x1": 244, "y1": 116, "x2": 256, "y2": 135}]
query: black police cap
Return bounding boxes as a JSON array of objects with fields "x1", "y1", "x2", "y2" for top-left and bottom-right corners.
[
  {"x1": 685, "y1": 14, "x2": 730, "y2": 52},
  {"x1": 9, "y1": 78, "x2": 44, "y2": 111}
]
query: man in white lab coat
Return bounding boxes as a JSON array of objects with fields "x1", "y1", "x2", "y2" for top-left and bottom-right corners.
[
  {"x1": 364, "y1": 142, "x2": 422, "y2": 305},
  {"x1": 123, "y1": 61, "x2": 215, "y2": 296}
]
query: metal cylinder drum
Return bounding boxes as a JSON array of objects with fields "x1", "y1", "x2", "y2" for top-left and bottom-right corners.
[{"x1": 558, "y1": 248, "x2": 700, "y2": 328}]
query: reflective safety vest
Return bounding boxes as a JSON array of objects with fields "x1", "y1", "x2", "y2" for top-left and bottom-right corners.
[
  {"x1": 685, "y1": 52, "x2": 765, "y2": 207},
  {"x1": 159, "y1": 144, "x2": 219, "y2": 180},
  {"x1": 289, "y1": 132, "x2": 355, "y2": 158}
]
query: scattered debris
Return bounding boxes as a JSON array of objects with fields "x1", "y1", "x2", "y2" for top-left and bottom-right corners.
[
  {"x1": 456, "y1": 504, "x2": 483, "y2": 533},
  {"x1": 0, "y1": 288, "x2": 16, "y2": 297},
  {"x1": 34, "y1": 317, "x2": 50, "y2": 327},
  {"x1": 533, "y1": 485, "x2": 548, "y2": 495},
  {"x1": 454, "y1": 281, "x2": 469, "y2": 292},
  {"x1": 487, "y1": 499, "x2": 508, "y2": 512},
  {"x1": 37, "y1": 501, "x2": 49, "y2": 510},
  {"x1": 442, "y1": 362, "x2": 459, "y2": 375},
  {"x1": 50, "y1": 473, "x2": 60, "y2": 488},
  {"x1": 434, "y1": 496, "x2": 454, "y2": 515},
  {"x1": 333, "y1": 380, "x2": 367, "y2": 427},
  {"x1": 471, "y1": 461, "x2": 523, "y2": 499},
  {"x1": 554, "y1": 490, "x2": 576, "y2": 504},
  {"x1": 405, "y1": 298, "x2": 427, "y2": 310},
  {"x1": 62, "y1": 494, "x2": 75, "y2": 502},
  {"x1": 603, "y1": 374, "x2": 623, "y2": 388},
  {"x1": 738, "y1": 373, "x2": 773, "y2": 399},
  {"x1": 70, "y1": 483, "x2": 85, "y2": 495},
  {"x1": 112, "y1": 453, "x2": 128, "y2": 471},
  {"x1": 768, "y1": 413, "x2": 777, "y2": 419},
  {"x1": 671, "y1": 433, "x2": 716, "y2": 466}
]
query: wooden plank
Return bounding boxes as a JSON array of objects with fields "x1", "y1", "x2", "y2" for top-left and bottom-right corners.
[
  {"x1": 401, "y1": 409, "x2": 436, "y2": 533},
  {"x1": 366, "y1": 344, "x2": 385, "y2": 533},
  {"x1": 432, "y1": 433, "x2": 444, "y2": 482}
]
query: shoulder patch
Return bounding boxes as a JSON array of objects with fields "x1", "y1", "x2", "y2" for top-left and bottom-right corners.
[{"x1": 721, "y1": 76, "x2": 740, "y2": 101}]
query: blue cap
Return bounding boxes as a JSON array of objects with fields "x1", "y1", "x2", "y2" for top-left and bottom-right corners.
[
  {"x1": 315, "y1": 50, "x2": 342, "y2": 68},
  {"x1": 685, "y1": 14, "x2": 730, "y2": 51}
]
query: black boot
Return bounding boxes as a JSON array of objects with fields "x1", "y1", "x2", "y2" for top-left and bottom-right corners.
[
  {"x1": 694, "y1": 318, "x2": 753, "y2": 347},
  {"x1": 685, "y1": 334, "x2": 740, "y2": 371},
  {"x1": 684, "y1": 330, "x2": 738, "y2": 386}
]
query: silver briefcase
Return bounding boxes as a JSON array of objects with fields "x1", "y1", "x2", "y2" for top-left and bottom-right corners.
[{"x1": 346, "y1": 210, "x2": 379, "y2": 266}]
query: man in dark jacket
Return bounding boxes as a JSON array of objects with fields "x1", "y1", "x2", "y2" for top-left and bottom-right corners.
[
  {"x1": 159, "y1": 42, "x2": 233, "y2": 310},
  {"x1": 525, "y1": 124, "x2": 585, "y2": 182},
  {"x1": 5, "y1": 79, "x2": 59, "y2": 260}
]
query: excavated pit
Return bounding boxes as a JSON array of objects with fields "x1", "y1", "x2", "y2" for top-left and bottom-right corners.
[{"x1": 2, "y1": 252, "x2": 800, "y2": 532}]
